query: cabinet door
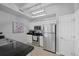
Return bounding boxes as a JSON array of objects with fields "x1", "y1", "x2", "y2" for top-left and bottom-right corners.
[
  {"x1": 40, "y1": 36, "x2": 43, "y2": 47},
  {"x1": 43, "y1": 35, "x2": 48, "y2": 49},
  {"x1": 59, "y1": 14, "x2": 75, "y2": 56},
  {"x1": 27, "y1": 35, "x2": 32, "y2": 43}
]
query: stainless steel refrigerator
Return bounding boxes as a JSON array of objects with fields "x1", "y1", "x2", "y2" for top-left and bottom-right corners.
[{"x1": 43, "y1": 24, "x2": 56, "y2": 53}]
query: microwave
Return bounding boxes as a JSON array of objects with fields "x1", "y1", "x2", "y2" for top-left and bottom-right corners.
[{"x1": 34, "y1": 26, "x2": 41, "y2": 30}]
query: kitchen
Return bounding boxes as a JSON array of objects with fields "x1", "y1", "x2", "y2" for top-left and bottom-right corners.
[{"x1": 0, "y1": 3, "x2": 79, "y2": 56}]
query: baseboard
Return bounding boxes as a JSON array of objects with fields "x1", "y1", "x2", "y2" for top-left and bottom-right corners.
[
  {"x1": 56, "y1": 52, "x2": 60, "y2": 55},
  {"x1": 56, "y1": 52, "x2": 64, "y2": 56}
]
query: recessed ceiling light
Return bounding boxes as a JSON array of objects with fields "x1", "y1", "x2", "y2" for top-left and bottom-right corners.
[
  {"x1": 32, "y1": 13, "x2": 47, "y2": 18},
  {"x1": 32, "y1": 9, "x2": 45, "y2": 14}
]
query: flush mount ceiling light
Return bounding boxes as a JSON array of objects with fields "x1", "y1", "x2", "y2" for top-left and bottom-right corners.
[
  {"x1": 32, "y1": 9, "x2": 45, "y2": 14},
  {"x1": 32, "y1": 13, "x2": 47, "y2": 18}
]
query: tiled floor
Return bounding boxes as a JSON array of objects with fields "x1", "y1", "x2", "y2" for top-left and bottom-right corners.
[{"x1": 31, "y1": 46, "x2": 59, "y2": 56}]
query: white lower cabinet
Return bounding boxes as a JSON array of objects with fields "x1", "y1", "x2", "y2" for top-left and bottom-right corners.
[
  {"x1": 27, "y1": 35, "x2": 32, "y2": 44},
  {"x1": 27, "y1": 35, "x2": 43, "y2": 47},
  {"x1": 40, "y1": 36, "x2": 43, "y2": 47}
]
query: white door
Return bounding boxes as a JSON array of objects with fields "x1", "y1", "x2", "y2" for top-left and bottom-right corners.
[
  {"x1": 59, "y1": 14, "x2": 75, "y2": 56},
  {"x1": 74, "y1": 9, "x2": 79, "y2": 56}
]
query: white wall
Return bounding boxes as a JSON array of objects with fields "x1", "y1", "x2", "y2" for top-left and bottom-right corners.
[
  {"x1": 0, "y1": 11, "x2": 30, "y2": 44},
  {"x1": 2, "y1": 3, "x2": 19, "y2": 11}
]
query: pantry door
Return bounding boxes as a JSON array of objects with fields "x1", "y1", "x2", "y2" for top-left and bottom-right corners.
[
  {"x1": 74, "y1": 9, "x2": 79, "y2": 56},
  {"x1": 59, "y1": 14, "x2": 75, "y2": 56}
]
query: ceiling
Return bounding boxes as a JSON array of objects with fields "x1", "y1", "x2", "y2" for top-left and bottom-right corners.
[
  {"x1": 14, "y1": 3, "x2": 56, "y2": 19},
  {"x1": 0, "y1": 3, "x2": 75, "y2": 21}
]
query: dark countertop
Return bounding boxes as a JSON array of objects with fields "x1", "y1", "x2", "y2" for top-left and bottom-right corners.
[
  {"x1": 27, "y1": 33, "x2": 43, "y2": 36},
  {"x1": 0, "y1": 41, "x2": 34, "y2": 56}
]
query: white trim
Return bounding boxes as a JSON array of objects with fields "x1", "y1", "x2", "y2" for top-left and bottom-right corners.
[
  {"x1": 56, "y1": 52, "x2": 64, "y2": 56},
  {"x1": 56, "y1": 52, "x2": 60, "y2": 55}
]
